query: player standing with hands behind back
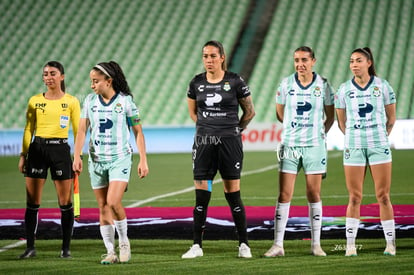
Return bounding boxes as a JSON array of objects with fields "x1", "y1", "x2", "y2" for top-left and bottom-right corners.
[
  {"x1": 264, "y1": 46, "x2": 334, "y2": 257},
  {"x1": 182, "y1": 40, "x2": 255, "y2": 259},
  {"x1": 72, "y1": 61, "x2": 149, "y2": 264},
  {"x1": 335, "y1": 47, "x2": 396, "y2": 256},
  {"x1": 18, "y1": 61, "x2": 80, "y2": 259}
]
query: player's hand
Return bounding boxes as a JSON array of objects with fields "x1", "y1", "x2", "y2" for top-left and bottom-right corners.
[
  {"x1": 18, "y1": 155, "x2": 26, "y2": 174},
  {"x1": 137, "y1": 162, "x2": 149, "y2": 179},
  {"x1": 72, "y1": 156, "x2": 83, "y2": 173}
]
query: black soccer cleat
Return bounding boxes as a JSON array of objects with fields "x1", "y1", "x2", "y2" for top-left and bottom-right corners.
[{"x1": 19, "y1": 247, "x2": 36, "y2": 259}]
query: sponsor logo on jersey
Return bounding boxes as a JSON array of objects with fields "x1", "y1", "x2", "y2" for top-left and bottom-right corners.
[
  {"x1": 205, "y1": 93, "x2": 222, "y2": 106},
  {"x1": 357, "y1": 103, "x2": 373, "y2": 117},
  {"x1": 99, "y1": 118, "x2": 113, "y2": 133},
  {"x1": 348, "y1": 91, "x2": 371, "y2": 99},
  {"x1": 198, "y1": 85, "x2": 205, "y2": 92},
  {"x1": 223, "y1": 82, "x2": 231, "y2": 91},
  {"x1": 61, "y1": 103, "x2": 68, "y2": 109},
  {"x1": 296, "y1": 101, "x2": 312, "y2": 115}
]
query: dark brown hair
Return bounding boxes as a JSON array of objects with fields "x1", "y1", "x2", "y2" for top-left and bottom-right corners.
[
  {"x1": 203, "y1": 40, "x2": 227, "y2": 71},
  {"x1": 44, "y1": 61, "x2": 65, "y2": 91},
  {"x1": 294, "y1": 46, "x2": 315, "y2": 59},
  {"x1": 93, "y1": 61, "x2": 132, "y2": 97},
  {"x1": 351, "y1": 47, "x2": 376, "y2": 76}
]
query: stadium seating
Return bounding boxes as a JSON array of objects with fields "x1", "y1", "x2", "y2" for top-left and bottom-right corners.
[
  {"x1": 0, "y1": 0, "x2": 249, "y2": 128},
  {"x1": 0, "y1": 0, "x2": 412, "y2": 128},
  {"x1": 249, "y1": 0, "x2": 414, "y2": 122}
]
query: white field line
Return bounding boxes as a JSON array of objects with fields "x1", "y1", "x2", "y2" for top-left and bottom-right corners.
[
  {"x1": 126, "y1": 164, "x2": 279, "y2": 207},
  {"x1": 127, "y1": 152, "x2": 344, "y2": 207},
  {"x1": 0, "y1": 240, "x2": 26, "y2": 253}
]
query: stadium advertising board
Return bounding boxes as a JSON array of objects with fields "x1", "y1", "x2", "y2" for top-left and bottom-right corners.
[{"x1": 0, "y1": 120, "x2": 413, "y2": 155}]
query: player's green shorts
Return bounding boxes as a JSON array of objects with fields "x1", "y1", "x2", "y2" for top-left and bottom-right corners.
[
  {"x1": 343, "y1": 146, "x2": 392, "y2": 166},
  {"x1": 277, "y1": 144, "x2": 327, "y2": 175},
  {"x1": 88, "y1": 154, "x2": 132, "y2": 189}
]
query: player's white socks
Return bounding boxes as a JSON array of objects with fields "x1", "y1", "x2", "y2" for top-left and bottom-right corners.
[
  {"x1": 114, "y1": 218, "x2": 129, "y2": 243},
  {"x1": 381, "y1": 219, "x2": 396, "y2": 245},
  {"x1": 274, "y1": 202, "x2": 290, "y2": 247},
  {"x1": 346, "y1": 218, "x2": 359, "y2": 248},
  {"x1": 100, "y1": 224, "x2": 115, "y2": 253},
  {"x1": 308, "y1": 201, "x2": 322, "y2": 246}
]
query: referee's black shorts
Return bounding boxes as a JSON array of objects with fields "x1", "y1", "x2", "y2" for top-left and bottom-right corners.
[
  {"x1": 25, "y1": 137, "x2": 73, "y2": 180},
  {"x1": 192, "y1": 135, "x2": 243, "y2": 181}
]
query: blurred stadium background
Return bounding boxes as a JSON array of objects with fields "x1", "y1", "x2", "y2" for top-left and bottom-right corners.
[{"x1": 0, "y1": 0, "x2": 413, "y2": 129}]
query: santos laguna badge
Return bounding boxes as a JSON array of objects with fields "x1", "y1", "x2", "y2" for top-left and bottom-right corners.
[
  {"x1": 223, "y1": 81, "x2": 231, "y2": 91},
  {"x1": 114, "y1": 103, "x2": 123, "y2": 113}
]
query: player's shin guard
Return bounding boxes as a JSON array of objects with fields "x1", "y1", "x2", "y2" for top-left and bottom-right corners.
[
  {"x1": 25, "y1": 203, "x2": 40, "y2": 249},
  {"x1": 60, "y1": 203, "x2": 74, "y2": 251},
  {"x1": 225, "y1": 191, "x2": 248, "y2": 246},
  {"x1": 193, "y1": 189, "x2": 211, "y2": 247}
]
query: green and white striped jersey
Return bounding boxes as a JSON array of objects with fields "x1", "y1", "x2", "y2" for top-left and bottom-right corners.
[
  {"x1": 81, "y1": 93, "x2": 141, "y2": 162},
  {"x1": 276, "y1": 73, "x2": 334, "y2": 147},
  {"x1": 335, "y1": 76, "x2": 396, "y2": 148}
]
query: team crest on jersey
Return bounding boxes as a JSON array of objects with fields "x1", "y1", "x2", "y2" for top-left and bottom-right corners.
[
  {"x1": 313, "y1": 87, "x2": 321, "y2": 97},
  {"x1": 372, "y1": 86, "x2": 381, "y2": 97},
  {"x1": 223, "y1": 82, "x2": 231, "y2": 91},
  {"x1": 114, "y1": 103, "x2": 123, "y2": 113}
]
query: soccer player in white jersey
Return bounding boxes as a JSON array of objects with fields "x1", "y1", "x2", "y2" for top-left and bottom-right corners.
[
  {"x1": 335, "y1": 47, "x2": 396, "y2": 256},
  {"x1": 264, "y1": 46, "x2": 335, "y2": 257},
  {"x1": 73, "y1": 61, "x2": 149, "y2": 264}
]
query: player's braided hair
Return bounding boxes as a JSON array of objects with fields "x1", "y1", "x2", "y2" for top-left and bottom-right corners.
[
  {"x1": 352, "y1": 47, "x2": 377, "y2": 76},
  {"x1": 94, "y1": 61, "x2": 133, "y2": 98},
  {"x1": 44, "y1": 61, "x2": 65, "y2": 91}
]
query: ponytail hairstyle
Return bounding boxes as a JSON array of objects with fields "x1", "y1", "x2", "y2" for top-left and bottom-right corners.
[
  {"x1": 93, "y1": 61, "x2": 133, "y2": 97},
  {"x1": 352, "y1": 47, "x2": 376, "y2": 76},
  {"x1": 294, "y1": 46, "x2": 315, "y2": 59},
  {"x1": 203, "y1": 40, "x2": 227, "y2": 71},
  {"x1": 44, "y1": 61, "x2": 65, "y2": 91}
]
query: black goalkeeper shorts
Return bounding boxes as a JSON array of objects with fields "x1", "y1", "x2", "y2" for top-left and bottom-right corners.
[{"x1": 192, "y1": 135, "x2": 243, "y2": 180}]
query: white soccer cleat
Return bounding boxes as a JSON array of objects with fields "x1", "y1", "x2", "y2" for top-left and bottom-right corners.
[
  {"x1": 182, "y1": 244, "x2": 203, "y2": 259},
  {"x1": 264, "y1": 244, "x2": 285, "y2": 257},
  {"x1": 345, "y1": 246, "x2": 357, "y2": 257},
  {"x1": 384, "y1": 243, "x2": 396, "y2": 256},
  {"x1": 101, "y1": 251, "x2": 119, "y2": 264},
  {"x1": 311, "y1": 244, "x2": 327, "y2": 256},
  {"x1": 119, "y1": 241, "x2": 131, "y2": 263},
  {"x1": 238, "y1": 243, "x2": 252, "y2": 258}
]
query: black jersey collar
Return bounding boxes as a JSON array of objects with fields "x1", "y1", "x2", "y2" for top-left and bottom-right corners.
[
  {"x1": 294, "y1": 72, "x2": 317, "y2": 90},
  {"x1": 99, "y1": 92, "x2": 119, "y2": 106},
  {"x1": 352, "y1": 75, "x2": 374, "y2": 91}
]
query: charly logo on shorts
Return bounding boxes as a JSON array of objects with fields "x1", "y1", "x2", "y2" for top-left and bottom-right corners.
[
  {"x1": 114, "y1": 103, "x2": 123, "y2": 113},
  {"x1": 344, "y1": 149, "x2": 350, "y2": 159}
]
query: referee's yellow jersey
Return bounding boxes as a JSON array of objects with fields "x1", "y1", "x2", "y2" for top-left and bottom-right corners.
[{"x1": 21, "y1": 93, "x2": 80, "y2": 155}]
